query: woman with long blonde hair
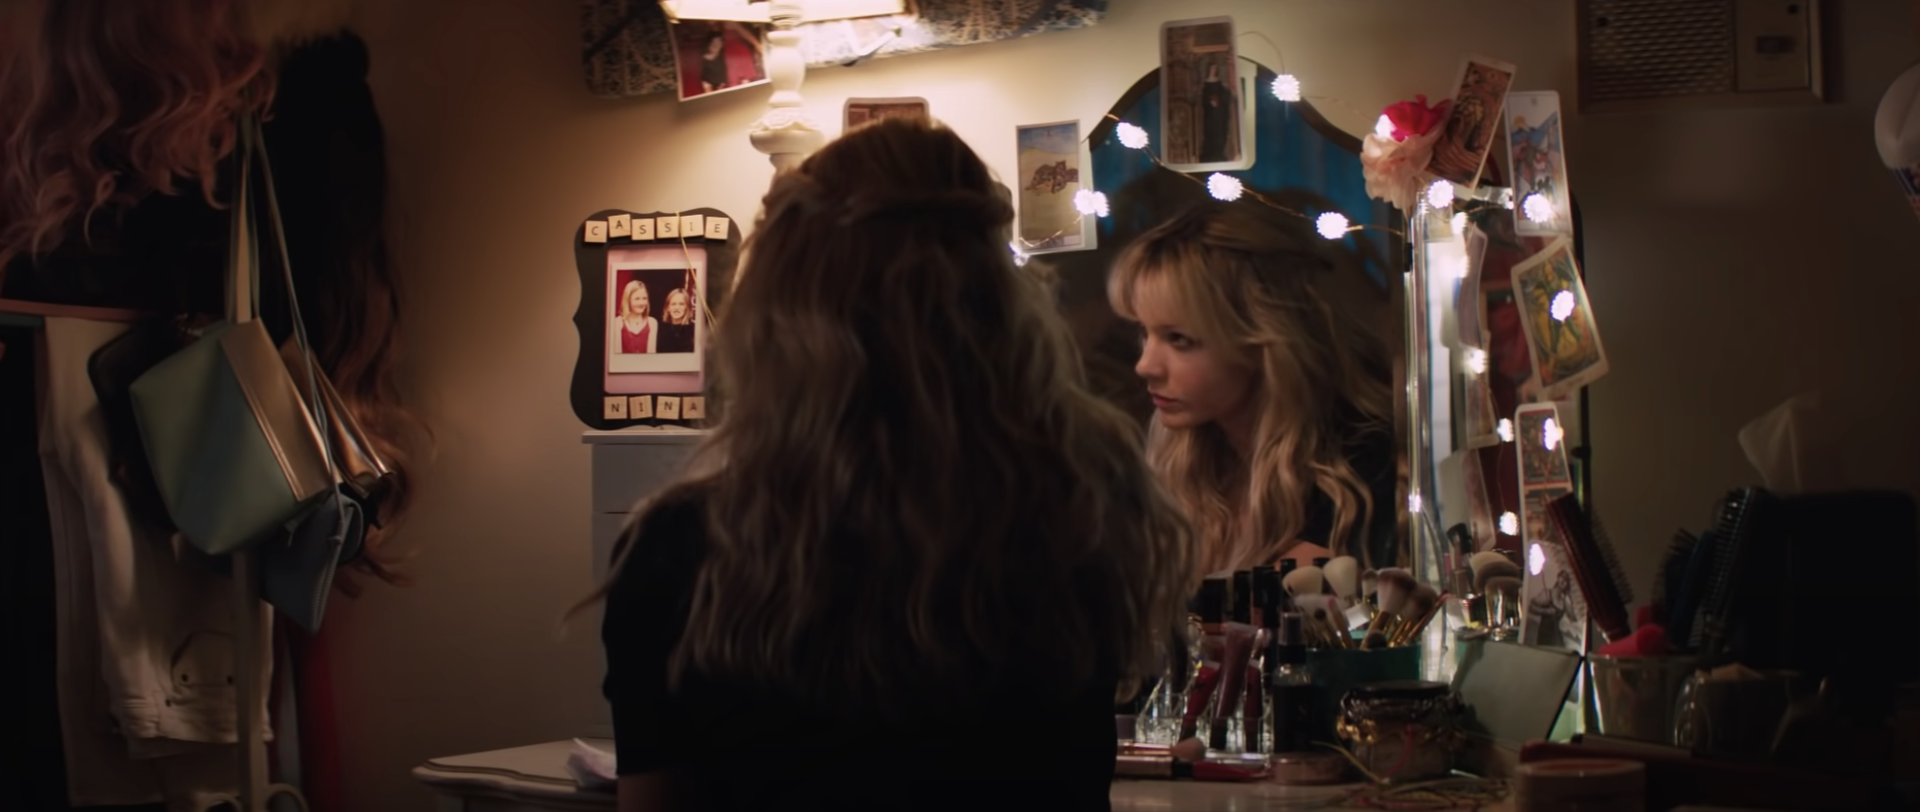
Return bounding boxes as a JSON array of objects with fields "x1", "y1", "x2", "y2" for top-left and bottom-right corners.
[
  {"x1": 1109, "y1": 202, "x2": 1401, "y2": 576},
  {"x1": 617, "y1": 279, "x2": 657, "y2": 353},
  {"x1": 590, "y1": 117, "x2": 1193, "y2": 811}
]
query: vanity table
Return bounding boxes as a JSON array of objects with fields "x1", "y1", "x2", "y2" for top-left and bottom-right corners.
[{"x1": 412, "y1": 740, "x2": 1497, "y2": 811}]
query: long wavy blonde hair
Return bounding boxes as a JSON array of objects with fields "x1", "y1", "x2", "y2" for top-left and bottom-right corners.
[
  {"x1": 1109, "y1": 202, "x2": 1399, "y2": 574},
  {"x1": 596, "y1": 117, "x2": 1193, "y2": 713}
]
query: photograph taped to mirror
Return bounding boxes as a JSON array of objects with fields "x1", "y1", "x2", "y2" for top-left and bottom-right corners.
[
  {"x1": 671, "y1": 19, "x2": 769, "y2": 102},
  {"x1": 1511, "y1": 238, "x2": 1608, "y2": 401},
  {"x1": 1014, "y1": 120, "x2": 1092, "y2": 254},
  {"x1": 1159, "y1": 16, "x2": 1249, "y2": 172},
  {"x1": 845, "y1": 96, "x2": 928, "y2": 130}
]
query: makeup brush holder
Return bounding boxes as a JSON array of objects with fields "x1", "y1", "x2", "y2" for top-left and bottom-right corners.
[{"x1": 1587, "y1": 655, "x2": 1696, "y2": 745}]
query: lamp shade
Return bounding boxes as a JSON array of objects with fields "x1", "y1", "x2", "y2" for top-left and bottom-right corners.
[{"x1": 1875, "y1": 62, "x2": 1920, "y2": 222}]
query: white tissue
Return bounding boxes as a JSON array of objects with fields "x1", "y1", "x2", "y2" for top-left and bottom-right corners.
[
  {"x1": 1737, "y1": 391, "x2": 1844, "y2": 495},
  {"x1": 565, "y1": 738, "x2": 619, "y2": 792}
]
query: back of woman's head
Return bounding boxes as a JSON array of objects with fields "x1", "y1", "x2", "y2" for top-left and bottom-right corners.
[
  {"x1": 1109, "y1": 202, "x2": 1395, "y2": 571},
  {"x1": 667, "y1": 117, "x2": 1192, "y2": 713}
]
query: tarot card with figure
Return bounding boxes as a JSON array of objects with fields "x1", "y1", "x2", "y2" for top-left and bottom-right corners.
[
  {"x1": 1507, "y1": 91, "x2": 1572, "y2": 237},
  {"x1": 1014, "y1": 120, "x2": 1093, "y2": 254},
  {"x1": 1427, "y1": 55, "x2": 1516, "y2": 188},
  {"x1": 1510, "y1": 238, "x2": 1608, "y2": 400},
  {"x1": 1518, "y1": 516, "x2": 1588, "y2": 652},
  {"x1": 1515, "y1": 402, "x2": 1573, "y2": 488}
]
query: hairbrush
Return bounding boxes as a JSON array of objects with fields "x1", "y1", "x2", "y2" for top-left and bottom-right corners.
[
  {"x1": 1544, "y1": 494, "x2": 1635, "y2": 644},
  {"x1": 1651, "y1": 529, "x2": 1697, "y2": 629},
  {"x1": 1665, "y1": 529, "x2": 1718, "y2": 651},
  {"x1": 1694, "y1": 488, "x2": 1778, "y2": 659}
]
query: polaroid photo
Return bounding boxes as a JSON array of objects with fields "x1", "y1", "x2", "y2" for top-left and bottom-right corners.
[
  {"x1": 1510, "y1": 237, "x2": 1609, "y2": 401},
  {"x1": 1428, "y1": 55, "x2": 1517, "y2": 188},
  {"x1": 606, "y1": 245, "x2": 706, "y2": 375},
  {"x1": 1160, "y1": 17, "x2": 1253, "y2": 173},
  {"x1": 672, "y1": 19, "x2": 770, "y2": 102},
  {"x1": 1507, "y1": 91, "x2": 1573, "y2": 237},
  {"x1": 1515, "y1": 401, "x2": 1573, "y2": 488},
  {"x1": 1014, "y1": 120, "x2": 1095, "y2": 255},
  {"x1": 844, "y1": 97, "x2": 929, "y2": 130}
]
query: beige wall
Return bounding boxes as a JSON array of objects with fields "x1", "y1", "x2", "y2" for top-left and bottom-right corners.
[{"x1": 327, "y1": 1, "x2": 1918, "y2": 810}]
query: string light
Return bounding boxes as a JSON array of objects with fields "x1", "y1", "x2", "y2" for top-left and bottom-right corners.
[
  {"x1": 1542, "y1": 417, "x2": 1564, "y2": 451},
  {"x1": 1426, "y1": 179, "x2": 1454, "y2": 209},
  {"x1": 1272, "y1": 74, "x2": 1302, "y2": 102},
  {"x1": 1528, "y1": 543, "x2": 1546, "y2": 574},
  {"x1": 1496, "y1": 418, "x2": 1514, "y2": 443},
  {"x1": 1451, "y1": 212, "x2": 1467, "y2": 234},
  {"x1": 1373, "y1": 114, "x2": 1396, "y2": 140},
  {"x1": 1550, "y1": 290, "x2": 1575, "y2": 322},
  {"x1": 1408, "y1": 493, "x2": 1423, "y2": 514},
  {"x1": 1464, "y1": 347, "x2": 1488, "y2": 375},
  {"x1": 1499, "y1": 512, "x2": 1519, "y2": 536},
  {"x1": 1073, "y1": 188, "x2": 1110, "y2": 217},
  {"x1": 1008, "y1": 241, "x2": 1030, "y2": 267},
  {"x1": 1316, "y1": 211, "x2": 1350, "y2": 239},
  {"x1": 1522, "y1": 192, "x2": 1554, "y2": 223},
  {"x1": 1207, "y1": 173, "x2": 1244, "y2": 201},
  {"x1": 1115, "y1": 122, "x2": 1150, "y2": 149}
]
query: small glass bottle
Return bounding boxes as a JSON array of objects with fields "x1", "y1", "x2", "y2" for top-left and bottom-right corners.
[{"x1": 1268, "y1": 611, "x2": 1320, "y2": 755}]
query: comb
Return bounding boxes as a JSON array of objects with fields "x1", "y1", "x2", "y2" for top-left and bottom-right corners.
[
  {"x1": 1544, "y1": 494, "x2": 1634, "y2": 644},
  {"x1": 1692, "y1": 488, "x2": 1773, "y2": 656}
]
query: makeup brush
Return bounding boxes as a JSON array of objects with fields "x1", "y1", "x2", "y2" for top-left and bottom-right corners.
[
  {"x1": 1483, "y1": 575, "x2": 1522, "y2": 633},
  {"x1": 1293, "y1": 594, "x2": 1352, "y2": 649},
  {"x1": 1323, "y1": 556, "x2": 1360, "y2": 606},
  {"x1": 1469, "y1": 551, "x2": 1511, "y2": 582},
  {"x1": 1282, "y1": 565, "x2": 1326, "y2": 597},
  {"x1": 1389, "y1": 584, "x2": 1441, "y2": 646},
  {"x1": 1363, "y1": 568, "x2": 1415, "y2": 648},
  {"x1": 1472, "y1": 557, "x2": 1521, "y2": 593}
]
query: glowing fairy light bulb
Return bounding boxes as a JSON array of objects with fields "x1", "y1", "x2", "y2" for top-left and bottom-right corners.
[
  {"x1": 1073, "y1": 189, "x2": 1109, "y2": 217},
  {"x1": 1542, "y1": 417, "x2": 1564, "y2": 451},
  {"x1": 1408, "y1": 493, "x2": 1424, "y2": 514},
  {"x1": 1550, "y1": 290, "x2": 1576, "y2": 322},
  {"x1": 1272, "y1": 74, "x2": 1302, "y2": 102},
  {"x1": 1374, "y1": 114, "x2": 1396, "y2": 140},
  {"x1": 1496, "y1": 418, "x2": 1514, "y2": 443},
  {"x1": 1451, "y1": 212, "x2": 1467, "y2": 234},
  {"x1": 1499, "y1": 512, "x2": 1519, "y2": 536},
  {"x1": 1522, "y1": 192, "x2": 1554, "y2": 223},
  {"x1": 1316, "y1": 211, "x2": 1350, "y2": 240},
  {"x1": 1426, "y1": 179, "x2": 1454, "y2": 209},
  {"x1": 1207, "y1": 173, "x2": 1244, "y2": 201},
  {"x1": 1528, "y1": 543, "x2": 1546, "y2": 575},
  {"x1": 1115, "y1": 122, "x2": 1150, "y2": 149},
  {"x1": 1465, "y1": 347, "x2": 1488, "y2": 375},
  {"x1": 1009, "y1": 241, "x2": 1030, "y2": 267}
]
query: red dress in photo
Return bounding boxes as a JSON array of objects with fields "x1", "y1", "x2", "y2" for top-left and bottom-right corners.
[{"x1": 622, "y1": 321, "x2": 652, "y2": 354}]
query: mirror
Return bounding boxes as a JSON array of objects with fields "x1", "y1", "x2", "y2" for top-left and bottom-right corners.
[{"x1": 1048, "y1": 60, "x2": 1410, "y2": 571}]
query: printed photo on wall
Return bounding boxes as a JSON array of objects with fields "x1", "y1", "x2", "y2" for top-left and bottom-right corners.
[
  {"x1": 1428, "y1": 55, "x2": 1517, "y2": 188},
  {"x1": 607, "y1": 246, "x2": 706, "y2": 374},
  {"x1": 1014, "y1": 120, "x2": 1094, "y2": 254},
  {"x1": 1510, "y1": 237, "x2": 1608, "y2": 401},
  {"x1": 845, "y1": 97, "x2": 929, "y2": 130},
  {"x1": 1160, "y1": 16, "x2": 1252, "y2": 172},
  {"x1": 1507, "y1": 91, "x2": 1573, "y2": 237},
  {"x1": 671, "y1": 19, "x2": 769, "y2": 102}
]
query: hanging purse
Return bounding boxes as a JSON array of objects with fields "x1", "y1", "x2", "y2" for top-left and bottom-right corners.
[{"x1": 129, "y1": 114, "x2": 338, "y2": 556}]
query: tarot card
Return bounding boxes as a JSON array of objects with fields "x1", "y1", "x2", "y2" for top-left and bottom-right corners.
[
  {"x1": 1160, "y1": 16, "x2": 1253, "y2": 173},
  {"x1": 1462, "y1": 367, "x2": 1500, "y2": 450},
  {"x1": 1506, "y1": 91, "x2": 1573, "y2": 237},
  {"x1": 1428, "y1": 55, "x2": 1517, "y2": 188},
  {"x1": 671, "y1": 19, "x2": 770, "y2": 102},
  {"x1": 844, "y1": 96, "x2": 928, "y2": 130},
  {"x1": 1014, "y1": 120, "x2": 1094, "y2": 254},
  {"x1": 1518, "y1": 517, "x2": 1587, "y2": 652},
  {"x1": 1510, "y1": 237, "x2": 1608, "y2": 400},
  {"x1": 1515, "y1": 402, "x2": 1573, "y2": 488}
]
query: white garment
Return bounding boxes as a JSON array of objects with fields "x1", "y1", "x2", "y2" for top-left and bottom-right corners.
[{"x1": 39, "y1": 316, "x2": 273, "y2": 810}]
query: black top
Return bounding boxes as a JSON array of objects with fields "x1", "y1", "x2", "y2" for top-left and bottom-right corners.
[
  {"x1": 601, "y1": 494, "x2": 1118, "y2": 811},
  {"x1": 1296, "y1": 427, "x2": 1400, "y2": 571},
  {"x1": 656, "y1": 321, "x2": 695, "y2": 354}
]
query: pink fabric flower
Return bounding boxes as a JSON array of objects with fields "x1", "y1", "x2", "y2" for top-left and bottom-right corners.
[{"x1": 1384, "y1": 95, "x2": 1451, "y2": 142}]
